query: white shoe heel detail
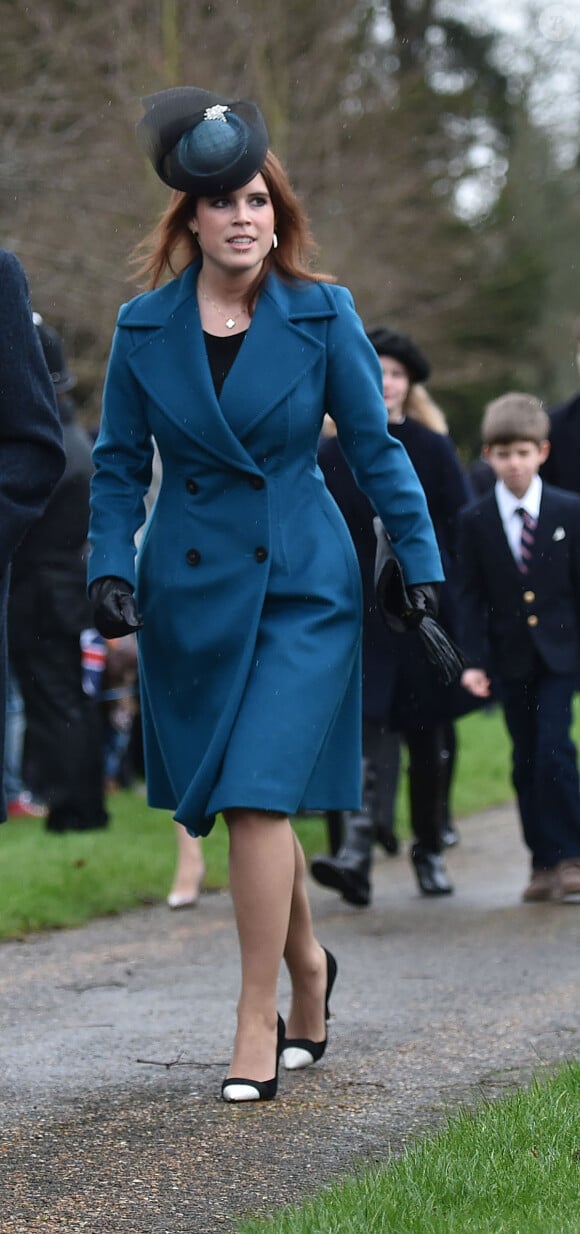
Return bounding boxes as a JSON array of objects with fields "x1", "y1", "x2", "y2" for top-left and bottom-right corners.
[
  {"x1": 167, "y1": 891, "x2": 199, "y2": 909},
  {"x1": 282, "y1": 1046, "x2": 315, "y2": 1071},
  {"x1": 221, "y1": 1082, "x2": 262, "y2": 1102}
]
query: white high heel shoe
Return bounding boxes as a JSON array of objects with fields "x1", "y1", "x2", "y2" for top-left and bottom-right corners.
[{"x1": 167, "y1": 890, "x2": 200, "y2": 909}]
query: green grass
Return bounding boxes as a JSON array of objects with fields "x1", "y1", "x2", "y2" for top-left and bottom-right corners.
[
  {"x1": 1, "y1": 702, "x2": 577, "y2": 941},
  {"x1": 237, "y1": 1062, "x2": 580, "y2": 1234}
]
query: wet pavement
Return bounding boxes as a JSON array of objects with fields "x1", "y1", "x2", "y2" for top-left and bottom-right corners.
[{"x1": 1, "y1": 803, "x2": 578, "y2": 1233}]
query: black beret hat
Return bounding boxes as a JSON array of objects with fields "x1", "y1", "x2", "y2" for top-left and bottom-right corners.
[
  {"x1": 136, "y1": 86, "x2": 269, "y2": 197},
  {"x1": 366, "y1": 327, "x2": 431, "y2": 384}
]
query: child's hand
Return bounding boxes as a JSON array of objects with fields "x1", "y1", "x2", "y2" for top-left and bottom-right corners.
[{"x1": 461, "y1": 668, "x2": 491, "y2": 698}]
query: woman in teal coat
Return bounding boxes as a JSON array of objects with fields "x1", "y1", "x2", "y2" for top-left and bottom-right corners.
[{"x1": 88, "y1": 87, "x2": 443, "y2": 1103}]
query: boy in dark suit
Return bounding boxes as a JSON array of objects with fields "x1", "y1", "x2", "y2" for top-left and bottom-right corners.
[{"x1": 458, "y1": 392, "x2": 580, "y2": 903}]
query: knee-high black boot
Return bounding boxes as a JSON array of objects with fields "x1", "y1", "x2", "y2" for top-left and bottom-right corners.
[
  {"x1": 310, "y1": 762, "x2": 375, "y2": 907},
  {"x1": 439, "y1": 722, "x2": 459, "y2": 847},
  {"x1": 325, "y1": 810, "x2": 344, "y2": 857},
  {"x1": 406, "y1": 726, "x2": 453, "y2": 896}
]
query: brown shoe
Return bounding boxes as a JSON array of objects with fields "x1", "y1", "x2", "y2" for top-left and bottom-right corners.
[
  {"x1": 522, "y1": 868, "x2": 559, "y2": 902},
  {"x1": 557, "y1": 859, "x2": 580, "y2": 901}
]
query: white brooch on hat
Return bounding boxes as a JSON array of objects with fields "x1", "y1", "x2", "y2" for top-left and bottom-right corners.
[
  {"x1": 553, "y1": 526, "x2": 566, "y2": 540},
  {"x1": 204, "y1": 104, "x2": 230, "y2": 122}
]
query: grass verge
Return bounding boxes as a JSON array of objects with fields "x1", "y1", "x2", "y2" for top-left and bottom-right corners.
[{"x1": 237, "y1": 1062, "x2": 580, "y2": 1234}]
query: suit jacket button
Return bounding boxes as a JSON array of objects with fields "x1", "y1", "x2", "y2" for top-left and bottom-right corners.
[
  {"x1": 523, "y1": 590, "x2": 535, "y2": 603},
  {"x1": 527, "y1": 614, "x2": 539, "y2": 627},
  {"x1": 186, "y1": 478, "x2": 199, "y2": 495},
  {"x1": 186, "y1": 548, "x2": 201, "y2": 566},
  {"x1": 254, "y1": 546, "x2": 268, "y2": 563},
  {"x1": 249, "y1": 475, "x2": 265, "y2": 490}
]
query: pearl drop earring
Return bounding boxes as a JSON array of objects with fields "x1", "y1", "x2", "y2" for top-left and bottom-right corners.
[{"x1": 272, "y1": 233, "x2": 278, "y2": 250}]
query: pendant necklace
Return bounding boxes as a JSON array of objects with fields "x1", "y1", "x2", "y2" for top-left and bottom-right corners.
[{"x1": 198, "y1": 282, "x2": 245, "y2": 331}]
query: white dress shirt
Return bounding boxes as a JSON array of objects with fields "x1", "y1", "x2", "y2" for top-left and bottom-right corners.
[{"x1": 495, "y1": 474, "x2": 542, "y2": 563}]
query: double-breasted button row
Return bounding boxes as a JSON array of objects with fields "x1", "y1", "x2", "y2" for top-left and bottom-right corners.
[
  {"x1": 185, "y1": 478, "x2": 199, "y2": 495},
  {"x1": 527, "y1": 614, "x2": 539, "y2": 627},
  {"x1": 523, "y1": 590, "x2": 535, "y2": 603},
  {"x1": 186, "y1": 546, "x2": 268, "y2": 565}
]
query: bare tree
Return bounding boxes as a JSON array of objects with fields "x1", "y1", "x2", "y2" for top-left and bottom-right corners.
[{"x1": 0, "y1": 0, "x2": 571, "y2": 443}]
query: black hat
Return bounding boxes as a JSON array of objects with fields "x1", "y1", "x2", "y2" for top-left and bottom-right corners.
[
  {"x1": 366, "y1": 327, "x2": 431, "y2": 384},
  {"x1": 33, "y1": 313, "x2": 77, "y2": 393},
  {"x1": 136, "y1": 86, "x2": 269, "y2": 197}
]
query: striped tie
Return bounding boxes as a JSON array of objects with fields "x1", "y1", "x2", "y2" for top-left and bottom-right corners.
[{"x1": 517, "y1": 507, "x2": 536, "y2": 574}]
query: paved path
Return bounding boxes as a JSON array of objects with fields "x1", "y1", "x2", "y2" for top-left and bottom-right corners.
[{"x1": 1, "y1": 805, "x2": 578, "y2": 1234}]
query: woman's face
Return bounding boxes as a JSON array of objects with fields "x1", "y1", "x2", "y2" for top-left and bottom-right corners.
[
  {"x1": 191, "y1": 173, "x2": 275, "y2": 279},
  {"x1": 379, "y1": 356, "x2": 411, "y2": 422}
]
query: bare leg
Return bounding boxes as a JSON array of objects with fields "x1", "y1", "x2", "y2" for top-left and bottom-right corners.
[
  {"x1": 284, "y1": 830, "x2": 328, "y2": 1043},
  {"x1": 225, "y1": 808, "x2": 295, "y2": 1081},
  {"x1": 167, "y1": 821, "x2": 205, "y2": 906}
]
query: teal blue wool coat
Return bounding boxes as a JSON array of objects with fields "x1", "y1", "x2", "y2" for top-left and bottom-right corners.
[{"x1": 88, "y1": 264, "x2": 443, "y2": 836}]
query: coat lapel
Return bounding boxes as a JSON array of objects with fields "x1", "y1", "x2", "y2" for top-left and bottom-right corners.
[
  {"x1": 219, "y1": 275, "x2": 331, "y2": 441},
  {"x1": 122, "y1": 265, "x2": 335, "y2": 470},
  {"x1": 487, "y1": 487, "x2": 560, "y2": 582},
  {"x1": 528, "y1": 487, "x2": 562, "y2": 574},
  {"x1": 487, "y1": 493, "x2": 522, "y2": 577},
  {"x1": 124, "y1": 264, "x2": 257, "y2": 473}
]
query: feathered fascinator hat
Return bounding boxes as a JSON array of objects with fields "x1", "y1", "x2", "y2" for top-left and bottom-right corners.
[{"x1": 136, "y1": 86, "x2": 269, "y2": 197}]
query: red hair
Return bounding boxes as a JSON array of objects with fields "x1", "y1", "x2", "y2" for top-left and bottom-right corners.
[{"x1": 131, "y1": 150, "x2": 334, "y2": 308}]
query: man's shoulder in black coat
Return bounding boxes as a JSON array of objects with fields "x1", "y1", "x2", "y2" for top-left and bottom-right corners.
[{"x1": 541, "y1": 390, "x2": 580, "y2": 493}]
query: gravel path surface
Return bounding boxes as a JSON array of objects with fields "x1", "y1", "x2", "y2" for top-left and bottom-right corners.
[{"x1": 1, "y1": 804, "x2": 578, "y2": 1233}]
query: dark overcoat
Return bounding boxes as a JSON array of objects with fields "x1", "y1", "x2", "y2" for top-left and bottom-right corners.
[
  {"x1": 0, "y1": 249, "x2": 65, "y2": 818},
  {"x1": 88, "y1": 264, "x2": 443, "y2": 836},
  {"x1": 9, "y1": 398, "x2": 95, "y2": 638},
  {"x1": 456, "y1": 482, "x2": 580, "y2": 681},
  {"x1": 541, "y1": 392, "x2": 580, "y2": 494}
]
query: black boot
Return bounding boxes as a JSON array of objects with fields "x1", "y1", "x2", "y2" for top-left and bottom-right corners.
[
  {"x1": 440, "y1": 818, "x2": 459, "y2": 848},
  {"x1": 406, "y1": 726, "x2": 453, "y2": 894},
  {"x1": 375, "y1": 821, "x2": 400, "y2": 856},
  {"x1": 439, "y1": 724, "x2": 459, "y2": 847},
  {"x1": 410, "y1": 843, "x2": 453, "y2": 895},
  {"x1": 325, "y1": 810, "x2": 345, "y2": 857},
  {"x1": 311, "y1": 810, "x2": 374, "y2": 906}
]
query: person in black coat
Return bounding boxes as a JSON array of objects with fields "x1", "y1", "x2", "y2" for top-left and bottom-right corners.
[
  {"x1": 0, "y1": 250, "x2": 65, "y2": 821},
  {"x1": 541, "y1": 324, "x2": 580, "y2": 495},
  {"x1": 8, "y1": 318, "x2": 109, "y2": 832},
  {"x1": 458, "y1": 392, "x2": 580, "y2": 902},
  {"x1": 311, "y1": 327, "x2": 472, "y2": 903}
]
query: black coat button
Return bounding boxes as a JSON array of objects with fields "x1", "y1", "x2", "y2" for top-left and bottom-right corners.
[
  {"x1": 186, "y1": 478, "x2": 199, "y2": 495},
  {"x1": 186, "y1": 548, "x2": 201, "y2": 566},
  {"x1": 254, "y1": 546, "x2": 268, "y2": 563},
  {"x1": 249, "y1": 475, "x2": 265, "y2": 490}
]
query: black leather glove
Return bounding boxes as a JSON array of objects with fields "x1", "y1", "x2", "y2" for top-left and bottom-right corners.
[
  {"x1": 404, "y1": 583, "x2": 440, "y2": 628},
  {"x1": 89, "y1": 576, "x2": 143, "y2": 639}
]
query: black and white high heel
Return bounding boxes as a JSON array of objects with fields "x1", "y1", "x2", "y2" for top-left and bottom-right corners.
[
  {"x1": 282, "y1": 947, "x2": 337, "y2": 1071},
  {"x1": 221, "y1": 1014, "x2": 285, "y2": 1103}
]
